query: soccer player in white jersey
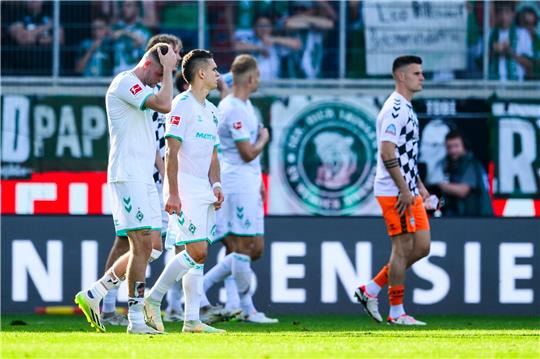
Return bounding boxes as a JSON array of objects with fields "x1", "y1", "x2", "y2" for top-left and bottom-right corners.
[
  {"x1": 144, "y1": 49, "x2": 225, "y2": 334},
  {"x1": 98, "y1": 34, "x2": 183, "y2": 328},
  {"x1": 75, "y1": 43, "x2": 177, "y2": 334},
  {"x1": 199, "y1": 54, "x2": 277, "y2": 323},
  {"x1": 354, "y1": 55, "x2": 431, "y2": 325}
]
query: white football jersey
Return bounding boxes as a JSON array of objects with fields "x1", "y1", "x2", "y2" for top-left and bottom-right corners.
[
  {"x1": 374, "y1": 91, "x2": 420, "y2": 196},
  {"x1": 217, "y1": 95, "x2": 262, "y2": 194},
  {"x1": 164, "y1": 90, "x2": 220, "y2": 192},
  {"x1": 106, "y1": 70, "x2": 156, "y2": 184}
]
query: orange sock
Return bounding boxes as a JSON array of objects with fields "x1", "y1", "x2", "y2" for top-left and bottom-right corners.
[
  {"x1": 373, "y1": 265, "x2": 389, "y2": 288},
  {"x1": 388, "y1": 284, "x2": 405, "y2": 306}
]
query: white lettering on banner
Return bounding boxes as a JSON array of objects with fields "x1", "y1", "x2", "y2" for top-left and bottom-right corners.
[
  {"x1": 498, "y1": 119, "x2": 538, "y2": 195},
  {"x1": 69, "y1": 183, "x2": 88, "y2": 214},
  {"x1": 56, "y1": 106, "x2": 81, "y2": 158},
  {"x1": 15, "y1": 183, "x2": 56, "y2": 214},
  {"x1": 81, "y1": 240, "x2": 98, "y2": 289},
  {"x1": 499, "y1": 243, "x2": 534, "y2": 303},
  {"x1": 412, "y1": 241, "x2": 450, "y2": 304},
  {"x1": 81, "y1": 106, "x2": 106, "y2": 157},
  {"x1": 34, "y1": 105, "x2": 56, "y2": 157},
  {"x1": 464, "y1": 242, "x2": 481, "y2": 303},
  {"x1": 12, "y1": 240, "x2": 62, "y2": 301},
  {"x1": 321, "y1": 242, "x2": 371, "y2": 303},
  {"x1": 271, "y1": 242, "x2": 306, "y2": 303},
  {"x1": 2, "y1": 95, "x2": 30, "y2": 162}
]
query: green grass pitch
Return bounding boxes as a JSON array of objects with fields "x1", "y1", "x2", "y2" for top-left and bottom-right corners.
[{"x1": 1, "y1": 314, "x2": 539, "y2": 358}]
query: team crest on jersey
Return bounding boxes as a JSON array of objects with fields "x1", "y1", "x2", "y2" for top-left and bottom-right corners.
[
  {"x1": 385, "y1": 124, "x2": 396, "y2": 136},
  {"x1": 233, "y1": 121, "x2": 243, "y2": 130},
  {"x1": 281, "y1": 101, "x2": 377, "y2": 215},
  {"x1": 130, "y1": 84, "x2": 142, "y2": 95},
  {"x1": 170, "y1": 116, "x2": 181, "y2": 126}
]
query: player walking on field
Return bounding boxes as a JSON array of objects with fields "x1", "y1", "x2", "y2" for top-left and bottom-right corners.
[
  {"x1": 354, "y1": 55, "x2": 431, "y2": 326},
  {"x1": 200, "y1": 54, "x2": 277, "y2": 323},
  {"x1": 144, "y1": 49, "x2": 225, "y2": 334},
  {"x1": 75, "y1": 42, "x2": 178, "y2": 334}
]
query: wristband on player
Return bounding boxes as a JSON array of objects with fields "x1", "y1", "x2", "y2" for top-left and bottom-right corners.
[{"x1": 212, "y1": 182, "x2": 222, "y2": 190}]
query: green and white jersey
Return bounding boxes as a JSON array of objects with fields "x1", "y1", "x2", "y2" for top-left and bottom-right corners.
[
  {"x1": 165, "y1": 90, "x2": 220, "y2": 186},
  {"x1": 106, "y1": 70, "x2": 155, "y2": 184},
  {"x1": 217, "y1": 94, "x2": 262, "y2": 194}
]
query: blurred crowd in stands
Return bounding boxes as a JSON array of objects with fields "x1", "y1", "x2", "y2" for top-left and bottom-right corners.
[{"x1": 1, "y1": 0, "x2": 539, "y2": 80}]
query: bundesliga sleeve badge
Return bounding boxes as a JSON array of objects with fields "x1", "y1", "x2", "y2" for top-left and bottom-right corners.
[
  {"x1": 233, "y1": 121, "x2": 243, "y2": 130},
  {"x1": 170, "y1": 116, "x2": 181, "y2": 126},
  {"x1": 129, "y1": 84, "x2": 142, "y2": 95}
]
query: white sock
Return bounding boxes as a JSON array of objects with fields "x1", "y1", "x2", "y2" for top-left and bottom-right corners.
[
  {"x1": 127, "y1": 297, "x2": 145, "y2": 325},
  {"x1": 166, "y1": 282, "x2": 183, "y2": 313},
  {"x1": 390, "y1": 304, "x2": 405, "y2": 319},
  {"x1": 147, "y1": 250, "x2": 197, "y2": 303},
  {"x1": 200, "y1": 289, "x2": 211, "y2": 308},
  {"x1": 89, "y1": 273, "x2": 117, "y2": 300},
  {"x1": 183, "y1": 266, "x2": 204, "y2": 321},
  {"x1": 224, "y1": 276, "x2": 240, "y2": 310},
  {"x1": 365, "y1": 281, "x2": 382, "y2": 297},
  {"x1": 203, "y1": 253, "x2": 234, "y2": 291},
  {"x1": 102, "y1": 286, "x2": 120, "y2": 313},
  {"x1": 232, "y1": 253, "x2": 254, "y2": 314}
]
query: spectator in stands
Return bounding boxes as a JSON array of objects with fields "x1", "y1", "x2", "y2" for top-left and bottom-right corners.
[
  {"x1": 284, "y1": 1, "x2": 336, "y2": 79},
  {"x1": 156, "y1": 1, "x2": 199, "y2": 50},
  {"x1": 75, "y1": 16, "x2": 114, "y2": 77},
  {"x1": 488, "y1": 1, "x2": 533, "y2": 81},
  {"x1": 438, "y1": 131, "x2": 493, "y2": 217},
  {"x1": 234, "y1": 15, "x2": 301, "y2": 81},
  {"x1": 518, "y1": 6, "x2": 540, "y2": 79},
  {"x1": 7, "y1": 0, "x2": 64, "y2": 75},
  {"x1": 111, "y1": 0, "x2": 151, "y2": 74}
]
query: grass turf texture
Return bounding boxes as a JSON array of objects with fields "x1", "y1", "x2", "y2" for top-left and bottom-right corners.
[{"x1": 1, "y1": 314, "x2": 539, "y2": 358}]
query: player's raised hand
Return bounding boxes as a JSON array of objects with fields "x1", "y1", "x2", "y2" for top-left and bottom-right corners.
[
  {"x1": 213, "y1": 187, "x2": 224, "y2": 210},
  {"x1": 158, "y1": 44, "x2": 177, "y2": 70},
  {"x1": 395, "y1": 190, "x2": 414, "y2": 216},
  {"x1": 165, "y1": 193, "x2": 182, "y2": 215}
]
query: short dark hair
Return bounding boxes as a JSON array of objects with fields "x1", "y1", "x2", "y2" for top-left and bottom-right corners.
[
  {"x1": 181, "y1": 49, "x2": 214, "y2": 83},
  {"x1": 146, "y1": 34, "x2": 182, "y2": 52},
  {"x1": 392, "y1": 55, "x2": 422, "y2": 73},
  {"x1": 494, "y1": 1, "x2": 515, "y2": 14},
  {"x1": 445, "y1": 129, "x2": 463, "y2": 142}
]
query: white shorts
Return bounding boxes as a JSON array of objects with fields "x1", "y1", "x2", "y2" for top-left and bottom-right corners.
[
  {"x1": 215, "y1": 192, "x2": 264, "y2": 241},
  {"x1": 175, "y1": 190, "x2": 217, "y2": 246},
  {"x1": 109, "y1": 182, "x2": 161, "y2": 236}
]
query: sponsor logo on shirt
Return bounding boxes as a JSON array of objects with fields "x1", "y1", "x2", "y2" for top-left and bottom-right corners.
[
  {"x1": 233, "y1": 121, "x2": 243, "y2": 130},
  {"x1": 195, "y1": 132, "x2": 216, "y2": 141},
  {"x1": 129, "y1": 84, "x2": 142, "y2": 95},
  {"x1": 385, "y1": 124, "x2": 396, "y2": 136},
  {"x1": 170, "y1": 116, "x2": 181, "y2": 126}
]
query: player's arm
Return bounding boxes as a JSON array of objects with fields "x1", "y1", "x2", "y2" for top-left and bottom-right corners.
[
  {"x1": 164, "y1": 137, "x2": 181, "y2": 214},
  {"x1": 236, "y1": 127, "x2": 270, "y2": 163},
  {"x1": 209, "y1": 147, "x2": 224, "y2": 210},
  {"x1": 380, "y1": 141, "x2": 414, "y2": 215},
  {"x1": 144, "y1": 46, "x2": 177, "y2": 113}
]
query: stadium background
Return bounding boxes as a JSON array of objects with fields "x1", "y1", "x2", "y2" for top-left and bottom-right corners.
[{"x1": 1, "y1": 0, "x2": 539, "y2": 318}]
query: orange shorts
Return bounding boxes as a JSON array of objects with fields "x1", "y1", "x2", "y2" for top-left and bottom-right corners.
[{"x1": 376, "y1": 196, "x2": 430, "y2": 237}]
